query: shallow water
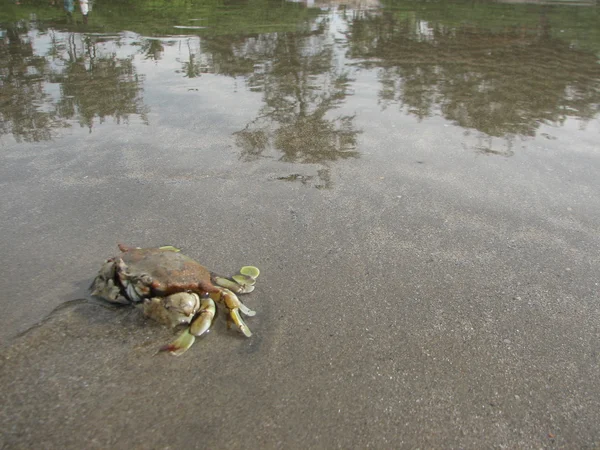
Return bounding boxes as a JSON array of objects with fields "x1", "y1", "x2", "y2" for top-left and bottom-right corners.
[{"x1": 1, "y1": 0, "x2": 600, "y2": 448}]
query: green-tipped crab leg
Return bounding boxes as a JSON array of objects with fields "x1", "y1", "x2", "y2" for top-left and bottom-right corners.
[
  {"x1": 240, "y1": 266, "x2": 260, "y2": 279},
  {"x1": 213, "y1": 266, "x2": 260, "y2": 294},
  {"x1": 210, "y1": 288, "x2": 255, "y2": 337},
  {"x1": 213, "y1": 276, "x2": 254, "y2": 294},
  {"x1": 234, "y1": 266, "x2": 260, "y2": 289},
  {"x1": 223, "y1": 288, "x2": 256, "y2": 317},
  {"x1": 158, "y1": 246, "x2": 181, "y2": 252},
  {"x1": 229, "y1": 309, "x2": 252, "y2": 337}
]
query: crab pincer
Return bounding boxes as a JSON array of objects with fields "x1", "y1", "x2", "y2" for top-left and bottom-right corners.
[{"x1": 160, "y1": 295, "x2": 217, "y2": 356}]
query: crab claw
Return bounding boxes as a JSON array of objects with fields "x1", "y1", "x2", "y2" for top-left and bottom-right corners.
[
  {"x1": 164, "y1": 292, "x2": 200, "y2": 318},
  {"x1": 159, "y1": 297, "x2": 216, "y2": 356},
  {"x1": 159, "y1": 329, "x2": 196, "y2": 356},
  {"x1": 140, "y1": 293, "x2": 199, "y2": 328},
  {"x1": 189, "y1": 297, "x2": 216, "y2": 337}
]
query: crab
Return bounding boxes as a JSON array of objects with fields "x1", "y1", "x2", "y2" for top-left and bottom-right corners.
[{"x1": 90, "y1": 244, "x2": 260, "y2": 355}]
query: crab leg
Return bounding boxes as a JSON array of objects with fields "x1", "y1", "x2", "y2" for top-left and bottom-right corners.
[
  {"x1": 221, "y1": 288, "x2": 256, "y2": 317},
  {"x1": 229, "y1": 309, "x2": 252, "y2": 337},
  {"x1": 213, "y1": 266, "x2": 260, "y2": 294},
  {"x1": 210, "y1": 288, "x2": 255, "y2": 337},
  {"x1": 213, "y1": 276, "x2": 251, "y2": 294},
  {"x1": 213, "y1": 276, "x2": 247, "y2": 294},
  {"x1": 160, "y1": 297, "x2": 216, "y2": 356},
  {"x1": 190, "y1": 297, "x2": 216, "y2": 336}
]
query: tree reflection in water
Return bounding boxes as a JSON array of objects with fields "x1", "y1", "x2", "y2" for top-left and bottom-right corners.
[
  {"x1": 345, "y1": 10, "x2": 600, "y2": 147},
  {"x1": 0, "y1": 23, "x2": 67, "y2": 142},
  {"x1": 0, "y1": 21, "x2": 148, "y2": 142},
  {"x1": 50, "y1": 33, "x2": 148, "y2": 132},
  {"x1": 229, "y1": 23, "x2": 361, "y2": 188},
  {"x1": 4, "y1": 2, "x2": 599, "y2": 162},
  {"x1": 140, "y1": 17, "x2": 361, "y2": 188},
  {"x1": 138, "y1": 38, "x2": 165, "y2": 61}
]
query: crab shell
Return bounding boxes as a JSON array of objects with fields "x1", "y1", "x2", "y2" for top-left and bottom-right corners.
[{"x1": 91, "y1": 244, "x2": 259, "y2": 355}]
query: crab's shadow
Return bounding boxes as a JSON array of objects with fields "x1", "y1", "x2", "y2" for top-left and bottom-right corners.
[
  {"x1": 16, "y1": 296, "x2": 133, "y2": 338},
  {"x1": 12, "y1": 278, "x2": 263, "y2": 356},
  {"x1": 9, "y1": 278, "x2": 173, "y2": 355}
]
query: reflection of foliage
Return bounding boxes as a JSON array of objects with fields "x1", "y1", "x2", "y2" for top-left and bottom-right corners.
[
  {"x1": 0, "y1": 22, "x2": 148, "y2": 141},
  {"x1": 0, "y1": 24, "x2": 67, "y2": 142},
  {"x1": 236, "y1": 111, "x2": 359, "y2": 163},
  {"x1": 346, "y1": 11, "x2": 600, "y2": 138},
  {"x1": 274, "y1": 113, "x2": 358, "y2": 164},
  {"x1": 138, "y1": 38, "x2": 165, "y2": 61},
  {"x1": 231, "y1": 29, "x2": 361, "y2": 187},
  {"x1": 175, "y1": 40, "x2": 211, "y2": 78},
  {"x1": 51, "y1": 34, "x2": 148, "y2": 131},
  {"x1": 180, "y1": 53, "x2": 203, "y2": 78},
  {"x1": 277, "y1": 169, "x2": 333, "y2": 190},
  {"x1": 201, "y1": 35, "x2": 261, "y2": 78}
]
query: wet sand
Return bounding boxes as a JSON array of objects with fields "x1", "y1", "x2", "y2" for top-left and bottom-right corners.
[{"x1": 2, "y1": 110, "x2": 600, "y2": 448}]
